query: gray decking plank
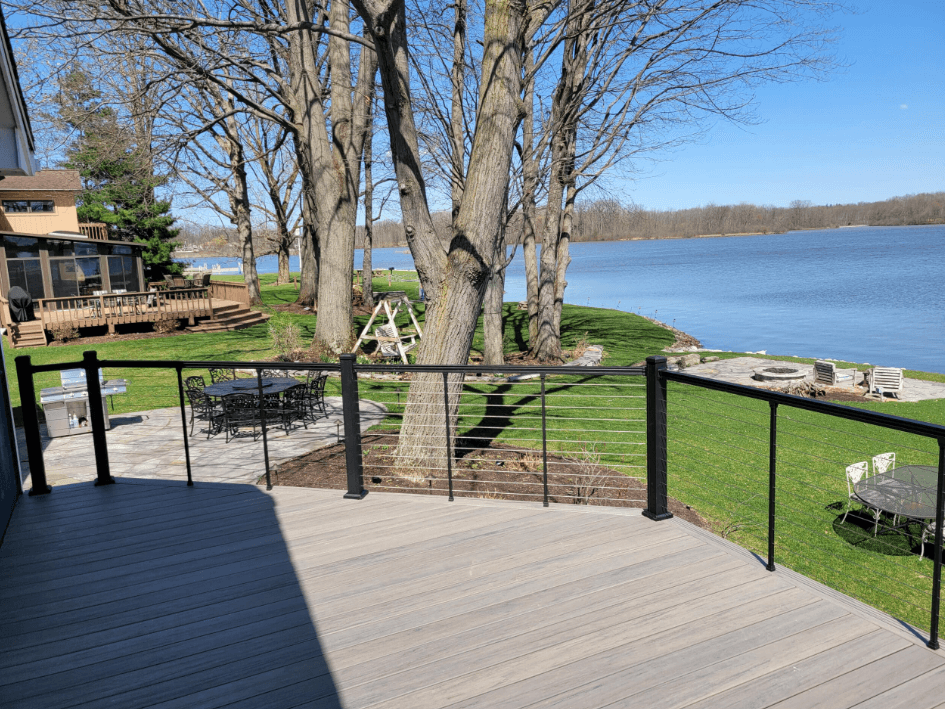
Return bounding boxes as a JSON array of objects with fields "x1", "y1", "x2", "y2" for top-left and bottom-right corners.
[
  {"x1": 329, "y1": 570, "x2": 790, "y2": 707},
  {"x1": 324, "y1": 548, "x2": 742, "y2": 671},
  {"x1": 347, "y1": 585, "x2": 815, "y2": 709},
  {"x1": 765, "y1": 645, "x2": 945, "y2": 708},
  {"x1": 852, "y1": 664, "x2": 945, "y2": 709},
  {"x1": 681, "y1": 629, "x2": 916, "y2": 709}
]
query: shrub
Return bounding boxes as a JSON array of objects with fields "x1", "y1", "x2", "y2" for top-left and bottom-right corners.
[
  {"x1": 153, "y1": 318, "x2": 180, "y2": 335},
  {"x1": 50, "y1": 323, "x2": 79, "y2": 343},
  {"x1": 269, "y1": 314, "x2": 304, "y2": 361}
]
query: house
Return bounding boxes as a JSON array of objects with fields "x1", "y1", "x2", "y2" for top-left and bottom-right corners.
[
  {"x1": 0, "y1": 3, "x2": 35, "y2": 530},
  {"x1": 0, "y1": 169, "x2": 85, "y2": 235}
]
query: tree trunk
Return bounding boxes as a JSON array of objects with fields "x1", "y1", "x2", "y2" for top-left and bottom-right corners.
[
  {"x1": 483, "y1": 261, "x2": 506, "y2": 366},
  {"x1": 384, "y1": 0, "x2": 525, "y2": 474},
  {"x1": 521, "y1": 47, "x2": 539, "y2": 346},
  {"x1": 362, "y1": 117, "x2": 375, "y2": 310},
  {"x1": 276, "y1": 236, "x2": 291, "y2": 285},
  {"x1": 312, "y1": 11, "x2": 377, "y2": 352}
]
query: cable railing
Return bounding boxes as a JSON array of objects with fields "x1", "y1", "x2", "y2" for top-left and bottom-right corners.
[
  {"x1": 11, "y1": 352, "x2": 945, "y2": 648},
  {"x1": 662, "y1": 363, "x2": 945, "y2": 650}
]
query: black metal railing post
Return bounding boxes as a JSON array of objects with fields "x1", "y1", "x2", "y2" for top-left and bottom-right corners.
[
  {"x1": 256, "y1": 368, "x2": 272, "y2": 490},
  {"x1": 175, "y1": 367, "x2": 193, "y2": 486},
  {"x1": 540, "y1": 374, "x2": 549, "y2": 507},
  {"x1": 643, "y1": 356, "x2": 673, "y2": 521},
  {"x1": 340, "y1": 354, "x2": 366, "y2": 499},
  {"x1": 767, "y1": 401, "x2": 778, "y2": 572},
  {"x1": 83, "y1": 351, "x2": 113, "y2": 487},
  {"x1": 928, "y1": 439, "x2": 945, "y2": 650},
  {"x1": 443, "y1": 372, "x2": 454, "y2": 502},
  {"x1": 14, "y1": 355, "x2": 50, "y2": 496}
]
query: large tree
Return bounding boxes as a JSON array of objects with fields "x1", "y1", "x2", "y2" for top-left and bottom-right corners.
[{"x1": 57, "y1": 69, "x2": 181, "y2": 281}]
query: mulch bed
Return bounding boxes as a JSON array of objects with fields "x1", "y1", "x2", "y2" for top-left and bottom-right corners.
[
  {"x1": 270, "y1": 431, "x2": 709, "y2": 529},
  {"x1": 45, "y1": 324, "x2": 189, "y2": 346}
]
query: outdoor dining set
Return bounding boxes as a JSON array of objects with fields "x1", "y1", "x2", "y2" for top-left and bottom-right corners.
[
  {"x1": 845, "y1": 452, "x2": 939, "y2": 556},
  {"x1": 184, "y1": 367, "x2": 329, "y2": 441}
]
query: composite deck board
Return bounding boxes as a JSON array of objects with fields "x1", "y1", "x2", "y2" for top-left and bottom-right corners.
[{"x1": 0, "y1": 480, "x2": 942, "y2": 709}]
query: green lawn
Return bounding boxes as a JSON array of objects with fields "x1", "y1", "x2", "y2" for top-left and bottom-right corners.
[{"x1": 7, "y1": 272, "x2": 945, "y2": 635}]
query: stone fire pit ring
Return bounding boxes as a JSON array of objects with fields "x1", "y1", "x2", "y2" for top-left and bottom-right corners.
[{"x1": 752, "y1": 366, "x2": 809, "y2": 383}]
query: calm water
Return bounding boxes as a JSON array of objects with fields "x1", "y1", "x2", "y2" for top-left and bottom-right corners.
[{"x1": 181, "y1": 225, "x2": 945, "y2": 373}]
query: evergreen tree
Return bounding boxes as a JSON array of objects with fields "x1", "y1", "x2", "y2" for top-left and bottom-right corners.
[{"x1": 57, "y1": 70, "x2": 181, "y2": 280}]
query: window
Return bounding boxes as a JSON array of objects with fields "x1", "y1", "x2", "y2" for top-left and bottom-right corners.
[
  {"x1": 2, "y1": 200, "x2": 54, "y2": 213},
  {"x1": 76, "y1": 257, "x2": 103, "y2": 296},
  {"x1": 3, "y1": 236, "x2": 40, "y2": 258},
  {"x1": 108, "y1": 256, "x2": 140, "y2": 292},
  {"x1": 6, "y1": 259, "x2": 44, "y2": 299},
  {"x1": 51, "y1": 258, "x2": 79, "y2": 298}
]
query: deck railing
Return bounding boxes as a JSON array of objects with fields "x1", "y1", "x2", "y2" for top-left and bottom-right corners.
[
  {"x1": 12, "y1": 352, "x2": 945, "y2": 649},
  {"x1": 207, "y1": 280, "x2": 250, "y2": 305},
  {"x1": 35, "y1": 288, "x2": 213, "y2": 329}
]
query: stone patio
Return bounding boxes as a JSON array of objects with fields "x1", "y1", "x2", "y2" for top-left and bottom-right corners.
[
  {"x1": 16, "y1": 396, "x2": 387, "y2": 489},
  {"x1": 681, "y1": 357, "x2": 945, "y2": 403}
]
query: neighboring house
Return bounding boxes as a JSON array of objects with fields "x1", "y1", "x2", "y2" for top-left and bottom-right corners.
[
  {"x1": 0, "y1": 169, "x2": 82, "y2": 234},
  {"x1": 0, "y1": 5, "x2": 36, "y2": 529}
]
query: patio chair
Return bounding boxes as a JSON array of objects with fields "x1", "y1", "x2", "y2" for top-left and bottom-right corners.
[
  {"x1": 257, "y1": 369, "x2": 285, "y2": 379},
  {"x1": 281, "y1": 384, "x2": 309, "y2": 433},
  {"x1": 922, "y1": 521, "x2": 938, "y2": 558},
  {"x1": 867, "y1": 367, "x2": 904, "y2": 400},
  {"x1": 842, "y1": 461, "x2": 882, "y2": 535},
  {"x1": 184, "y1": 375, "x2": 206, "y2": 391},
  {"x1": 814, "y1": 360, "x2": 857, "y2": 389},
  {"x1": 872, "y1": 452, "x2": 895, "y2": 475},
  {"x1": 185, "y1": 388, "x2": 223, "y2": 438},
  {"x1": 221, "y1": 393, "x2": 261, "y2": 442},
  {"x1": 209, "y1": 367, "x2": 237, "y2": 384},
  {"x1": 303, "y1": 374, "x2": 329, "y2": 423}
]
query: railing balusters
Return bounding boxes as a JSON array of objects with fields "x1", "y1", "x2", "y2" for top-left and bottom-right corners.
[
  {"x1": 176, "y1": 367, "x2": 194, "y2": 487},
  {"x1": 768, "y1": 401, "x2": 778, "y2": 572},
  {"x1": 443, "y1": 372, "x2": 454, "y2": 502},
  {"x1": 540, "y1": 373, "x2": 549, "y2": 508},
  {"x1": 929, "y1": 440, "x2": 945, "y2": 649}
]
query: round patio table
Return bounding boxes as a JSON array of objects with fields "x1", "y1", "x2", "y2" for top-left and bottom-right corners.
[
  {"x1": 204, "y1": 377, "x2": 301, "y2": 398},
  {"x1": 854, "y1": 464, "x2": 938, "y2": 523}
]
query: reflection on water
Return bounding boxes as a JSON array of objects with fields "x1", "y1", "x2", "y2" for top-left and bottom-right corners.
[{"x1": 181, "y1": 224, "x2": 945, "y2": 373}]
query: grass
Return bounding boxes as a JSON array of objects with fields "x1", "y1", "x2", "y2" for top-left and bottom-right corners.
[{"x1": 8, "y1": 271, "x2": 945, "y2": 635}]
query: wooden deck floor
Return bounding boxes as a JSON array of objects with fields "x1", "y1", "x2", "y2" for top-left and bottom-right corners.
[{"x1": 1, "y1": 480, "x2": 944, "y2": 708}]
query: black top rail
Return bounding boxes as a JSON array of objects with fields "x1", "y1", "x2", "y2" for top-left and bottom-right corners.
[{"x1": 665, "y1": 369, "x2": 945, "y2": 441}]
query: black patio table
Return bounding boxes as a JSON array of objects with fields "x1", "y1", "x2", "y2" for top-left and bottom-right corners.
[
  {"x1": 203, "y1": 377, "x2": 300, "y2": 398},
  {"x1": 853, "y1": 464, "x2": 938, "y2": 531}
]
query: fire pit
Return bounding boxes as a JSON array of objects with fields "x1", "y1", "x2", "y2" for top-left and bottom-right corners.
[{"x1": 752, "y1": 366, "x2": 808, "y2": 383}]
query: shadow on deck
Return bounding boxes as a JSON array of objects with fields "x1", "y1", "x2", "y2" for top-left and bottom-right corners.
[{"x1": 2, "y1": 481, "x2": 944, "y2": 708}]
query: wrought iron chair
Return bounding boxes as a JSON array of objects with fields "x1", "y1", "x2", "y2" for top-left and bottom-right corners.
[
  {"x1": 303, "y1": 374, "x2": 329, "y2": 423},
  {"x1": 281, "y1": 384, "x2": 309, "y2": 433},
  {"x1": 209, "y1": 367, "x2": 237, "y2": 384},
  {"x1": 184, "y1": 375, "x2": 206, "y2": 391},
  {"x1": 185, "y1": 388, "x2": 223, "y2": 438},
  {"x1": 257, "y1": 369, "x2": 285, "y2": 379},
  {"x1": 842, "y1": 460, "x2": 882, "y2": 535},
  {"x1": 221, "y1": 393, "x2": 261, "y2": 441}
]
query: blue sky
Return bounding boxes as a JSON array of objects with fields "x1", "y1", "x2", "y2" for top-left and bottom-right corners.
[{"x1": 617, "y1": 1, "x2": 944, "y2": 211}]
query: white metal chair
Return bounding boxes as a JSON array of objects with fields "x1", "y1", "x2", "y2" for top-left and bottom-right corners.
[
  {"x1": 814, "y1": 360, "x2": 857, "y2": 389},
  {"x1": 868, "y1": 367, "x2": 904, "y2": 400},
  {"x1": 842, "y1": 461, "x2": 881, "y2": 534},
  {"x1": 921, "y1": 521, "x2": 938, "y2": 558},
  {"x1": 872, "y1": 452, "x2": 896, "y2": 475}
]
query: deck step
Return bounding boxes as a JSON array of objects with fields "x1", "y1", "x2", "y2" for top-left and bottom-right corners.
[{"x1": 185, "y1": 308, "x2": 270, "y2": 333}]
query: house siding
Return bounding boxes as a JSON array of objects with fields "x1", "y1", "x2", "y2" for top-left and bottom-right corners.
[{"x1": 0, "y1": 190, "x2": 79, "y2": 234}]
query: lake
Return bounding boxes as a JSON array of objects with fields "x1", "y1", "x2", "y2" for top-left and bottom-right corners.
[{"x1": 180, "y1": 224, "x2": 945, "y2": 374}]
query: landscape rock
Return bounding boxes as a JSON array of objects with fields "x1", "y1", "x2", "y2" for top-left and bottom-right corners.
[
  {"x1": 678, "y1": 353, "x2": 701, "y2": 368},
  {"x1": 701, "y1": 355, "x2": 720, "y2": 363}
]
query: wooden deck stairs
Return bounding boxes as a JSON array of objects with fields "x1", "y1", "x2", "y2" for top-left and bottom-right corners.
[
  {"x1": 185, "y1": 300, "x2": 271, "y2": 333},
  {"x1": 6, "y1": 320, "x2": 47, "y2": 348}
]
